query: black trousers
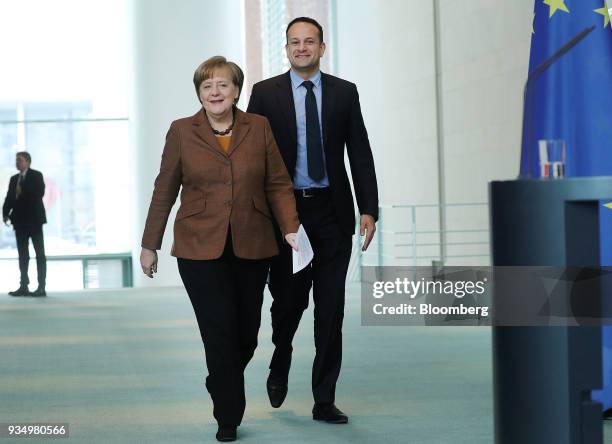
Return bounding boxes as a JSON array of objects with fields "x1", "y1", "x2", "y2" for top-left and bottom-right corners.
[
  {"x1": 177, "y1": 230, "x2": 269, "y2": 427},
  {"x1": 268, "y1": 191, "x2": 352, "y2": 404},
  {"x1": 15, "y1": 225, "x2": 46, "y2": 288}
]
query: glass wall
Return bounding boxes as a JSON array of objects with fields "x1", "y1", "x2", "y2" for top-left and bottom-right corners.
[{"x1": 0, "y1": 0, "x2": 130, "y2": 291}]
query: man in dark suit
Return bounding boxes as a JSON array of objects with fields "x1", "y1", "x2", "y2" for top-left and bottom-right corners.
[
  {"x1": 2, "y1": 151, "x2": 47, "y2": 297},
  {"x1": 247, "y1": 17, "x2": 378, "y2": 424}
]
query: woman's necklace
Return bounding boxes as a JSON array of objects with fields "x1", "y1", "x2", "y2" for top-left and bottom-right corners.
[{"x1": 209, "y1": 110, "x2": 235, "y2": 136}]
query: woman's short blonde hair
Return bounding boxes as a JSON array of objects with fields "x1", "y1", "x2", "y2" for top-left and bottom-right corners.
[{"x1": 193, "y1": 56, "x2": 244, "y2": 103}]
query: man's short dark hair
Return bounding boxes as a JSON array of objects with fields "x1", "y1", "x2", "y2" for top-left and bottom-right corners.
[
  {"x1": 286, "y1": 17, "x2": 324, "y2": 43},
  {"x1": 16, "y1": 151, "x2": 31, "y2": 163}
]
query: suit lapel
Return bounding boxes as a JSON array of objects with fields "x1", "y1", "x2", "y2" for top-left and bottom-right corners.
[
  {"x1": 274, "y1": 71, "x2": 299, "y2": 174},
  {"x1": 22, "y1": 170, "x2": 30, "y2": 186},
  {"x1": 321, "y1": 72, "x2": 335, "y2": 150},
  {"x1": 276, "y1": 72, "x2": 298, "y2": 149},
  {"x1": 226, "y1": 109, "x2": 250, "y2": 157},
  {"x1": 10, "y1": 175, "x2": 17, "y2": 197},
  {"x1": 191, "y1": 109, "x2": 228, "y2": 159}
]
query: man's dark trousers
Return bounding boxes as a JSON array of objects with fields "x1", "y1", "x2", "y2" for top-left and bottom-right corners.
[
  {"x1": 15, "y1": 225, "x2": 46, "y2": 288},
  {"x1": 268, "y1": 189, "x2": 352, "y2": 404}
]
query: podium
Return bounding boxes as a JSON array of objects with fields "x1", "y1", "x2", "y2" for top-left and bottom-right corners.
[{"x1": 489, "y1": 177, "x2": 612, "y2": 443}]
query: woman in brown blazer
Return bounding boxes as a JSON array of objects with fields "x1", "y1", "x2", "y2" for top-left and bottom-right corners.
[{"x1": 140, "y1": 56, "x2": 299, "y2": 442}]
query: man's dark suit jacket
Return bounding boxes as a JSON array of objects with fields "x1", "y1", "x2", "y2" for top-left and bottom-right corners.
[
  {"x1": 247, "y1": 71, "x2": 378, "y2": 236},
  {"x1": 2, "y1": 169, "x2": 46, "y2": 229}
]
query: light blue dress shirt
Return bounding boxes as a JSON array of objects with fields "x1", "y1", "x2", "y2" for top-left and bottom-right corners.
[{"x1": 290, "y1": 69, "x2": 329, "y2": 189}]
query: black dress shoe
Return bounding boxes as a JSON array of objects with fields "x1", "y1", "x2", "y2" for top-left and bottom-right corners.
[
  {"x1": 604, "y1": 408, "x2": 612, "y2": 419},
  {"x1": 312, "y1": 403, "x2": 349, "y2": 424},
  {"x1": 8, "y1": 287, "x2": 29, "y2": 297},
  {"x1": 31, "y1": 288, "x2": 46, "y2": 297},
  {"x1": 266, "y1": 375, "x2": 288, "y2": 408},
  {"x1": 215, "y1": 425, "x2": 237, "y2": 442}
]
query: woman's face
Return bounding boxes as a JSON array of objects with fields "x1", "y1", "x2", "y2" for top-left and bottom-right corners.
[{"x1": 199, "y1": 69, "x2": 238, "y2": 118}]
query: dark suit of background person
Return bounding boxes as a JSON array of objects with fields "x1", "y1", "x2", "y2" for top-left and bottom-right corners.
[
  {"x1": 247, "y1": 17, "x2": 378, "y2": 422},
  {"x1": 140, "y1": 57, "x2": 299, "y2": 442},
  {"x1": 2, "y1": 153, "x2": 47, "y2": 297}
]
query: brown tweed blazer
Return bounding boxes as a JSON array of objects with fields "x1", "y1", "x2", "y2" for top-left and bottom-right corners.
[{"x1": 141, "y1": 108, "x2": 299, "y2": 260}]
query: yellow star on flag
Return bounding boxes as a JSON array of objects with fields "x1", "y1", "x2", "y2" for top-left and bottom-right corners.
[
  {"x1": 543, "y1": 0, "x2": 570, "y2": 18},
  {"x1": 594, "y1": 1, "x2": 611, "y2": 28},
  {"x1": 604, "y1": 202, "x2": 612, "y2": 209}
]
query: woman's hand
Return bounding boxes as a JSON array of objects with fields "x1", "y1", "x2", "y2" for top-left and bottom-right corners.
[
  {"x1": 285, "y1": 233, "x2": 299, "y2": 252},
  {"x1": 140, "y1": 248, "x2": 158, "y2": 278}
]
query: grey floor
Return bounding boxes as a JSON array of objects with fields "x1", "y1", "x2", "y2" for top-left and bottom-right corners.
[{"x1": 1, "y1": 283, "x2": 611, "y2": 443}]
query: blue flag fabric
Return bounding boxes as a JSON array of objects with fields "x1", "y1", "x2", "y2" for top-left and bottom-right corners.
[
  {"x1": 523, "y1": 0, "x2": 612, "y2": 410},
  {"x1": 521, "y1": 0, "x2": 612, "y2": 178},
  {"x1": 599, "y1": 207, "x2": 612, "y2": 410}
]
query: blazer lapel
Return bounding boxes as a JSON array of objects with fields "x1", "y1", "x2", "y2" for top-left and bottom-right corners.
[
  {"x1": 10, "y1": 175, "x2": 17, "y2": 197},
  {"x1": 226, "y1": 109, "x2": 251, "y2": 157},
  {"x1": 191, "y1": 109, "x2": 228, "y2": 159},
  {"x1": 321, "y1": 72, "x2": 335, "y2": 150},
  {"x1": 274, "y1": 71, "x2": 298, "y2": 174},
  {"x1": 276, "y1": 72, "x2": 298, "y2": 148}
]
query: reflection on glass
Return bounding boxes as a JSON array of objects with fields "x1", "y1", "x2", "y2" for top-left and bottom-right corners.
[
  {"x1": 1, "y1": 116, "x2": 130, "y2": 256},
  {"x1": 0, "y1": 1, "x2": 130, "y2": 291}
]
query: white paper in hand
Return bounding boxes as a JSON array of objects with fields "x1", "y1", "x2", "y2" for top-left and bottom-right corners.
[{"x1": 292, "y1": 225, "x2": 314, "y2": 274}]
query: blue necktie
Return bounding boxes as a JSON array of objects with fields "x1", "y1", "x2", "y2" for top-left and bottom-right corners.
[{"x1": 301, "y1": 80, "x2": 325, "y2": 182}]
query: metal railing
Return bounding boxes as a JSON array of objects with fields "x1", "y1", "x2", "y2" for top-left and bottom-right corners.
[
  {"x1": 348, "y1": 202, "x2": 490, "y2": 281},
  {"x1": 0, "y1": 253, "x2": 132, "y2": 288}
]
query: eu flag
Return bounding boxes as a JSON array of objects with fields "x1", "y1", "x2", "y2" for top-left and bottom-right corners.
[
  {"x1": 522, "y1": 0, "x2": 612, "y2": 412},
  {"x1": 520, "y1": 0, "x2": 612, "y2": 178}
]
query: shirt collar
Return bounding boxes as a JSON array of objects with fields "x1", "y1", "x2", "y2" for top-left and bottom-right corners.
[{"x1": 290, "y1": 69, "x2": 322, "y2": 90}]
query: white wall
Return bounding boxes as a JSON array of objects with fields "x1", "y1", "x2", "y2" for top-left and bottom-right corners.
[
  {"x1": 130, "y1": 0, "x2": 244, "y2": 287},
  {"x1": 438, "y1": 0, "x2": 532, "y2": 264},
  {"x1": 336, "y1": 0, "x2": 440, "y2": 206},
  {"x1": 335, "y1": 0, "x2": 532, "y2": 266},
  {"x1": 336, "y1": 0, "x2": 441, "y2": 265}
]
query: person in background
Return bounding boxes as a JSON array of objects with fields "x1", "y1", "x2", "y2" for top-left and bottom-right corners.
[
  {"x1": 247, "y1": 17, "x2": 379, "y2": 424},
  {"x1": 140, "y1": 56, "x2": 300, "y2": 442},
  {"x1": 2, "y1": 151, "x2": 47, "y2": 297}
]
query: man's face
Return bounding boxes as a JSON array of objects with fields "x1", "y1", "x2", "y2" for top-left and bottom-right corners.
[
  {"x1": 15, "y1": 156, "x2": 29, "y2": 172},
  {"x1": 285, "y1": 22, "x2": 326, "y2": 72}
]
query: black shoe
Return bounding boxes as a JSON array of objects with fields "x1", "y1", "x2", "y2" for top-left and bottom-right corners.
[
  {"x1": 266, "y1": 375, "x2": 288, "y2": 408},
  {"x1": 312, "y1": 403, "x2": 349, "y2": 424},
  {"x1": 604, "y1": 408, "x2": 612, "y2": 419},
  {"x1": 31, "y1": 288, "x2": 46, "y2": 297},
  {"x1": 8, "y1": 287, "x2": 29, "y2": 297},
  {"x1": 215, "y1": 426, "x2": 237, "y2": 442}
]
